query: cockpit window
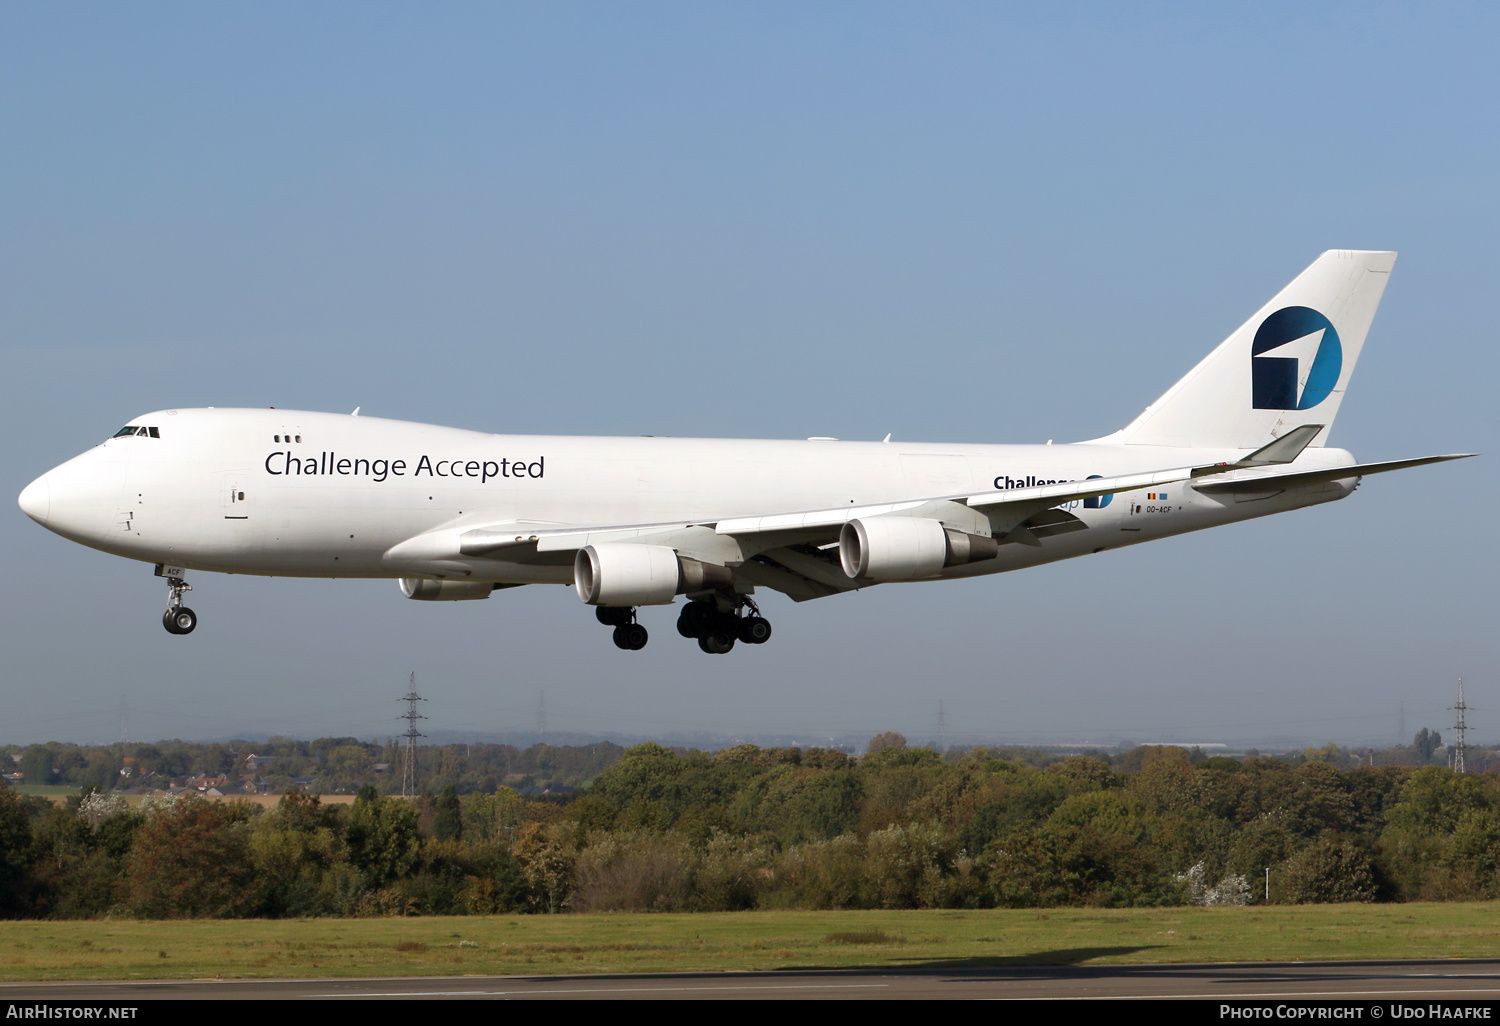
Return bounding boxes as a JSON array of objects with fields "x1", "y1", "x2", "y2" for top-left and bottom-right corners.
[
  {"x1": 148, "y1": 427, "x2": 159, "y2": 438},
  {"x1": 111, "y1": 425, "x2": 161, "y2": 439},
  {"x1": 113, "y1": 426, "x2": 139, "y2": 437}
]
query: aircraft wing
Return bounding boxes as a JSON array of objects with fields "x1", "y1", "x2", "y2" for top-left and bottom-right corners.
[
  {"x1": 386, "y1": 464, "x2": 1200, "y2": 601},
  {"x1": 388, "y1": 453, "x2": 1474, "y2": 602}
]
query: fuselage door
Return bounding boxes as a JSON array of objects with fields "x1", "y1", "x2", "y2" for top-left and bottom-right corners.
[{"x1": 222, "y1": 476, "x2": 251, "y2": 520}]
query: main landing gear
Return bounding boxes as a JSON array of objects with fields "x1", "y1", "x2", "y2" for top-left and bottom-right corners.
[
  {"x1": 676, "y1": 596, "x2": 772, "y2": 655},
  {"x1": 595, "y1": 597, "x2": 773, "y2": 654},
  {"x1": 161, "y1": 575, "x2": 197, "y2": 635},
  {"x1": 596, "y1": 605, "x2": 648, "y2": 650}
]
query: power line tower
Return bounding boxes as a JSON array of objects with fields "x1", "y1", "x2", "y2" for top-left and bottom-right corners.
[
  {"x1": 538, "y1": 690, "x2": 547, "y2": 740},
  {"x1": 1451, "y1": 677, "x2": 1468, "y2": 774},
  {"x1": 399, "y1": 672, "x2": 426, "y2": 799},
  {"x1": 936, "y1": 700, "x2": 947, "y2": 753}
]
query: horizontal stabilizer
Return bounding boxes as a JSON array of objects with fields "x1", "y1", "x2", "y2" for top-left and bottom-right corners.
[{"x1": 1193, "y1": 453, "x2": 1476, "y2": 494}]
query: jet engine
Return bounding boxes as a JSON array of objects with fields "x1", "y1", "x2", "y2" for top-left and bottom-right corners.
[
  {"x1": 574, "y1": 544, "x2": 732, "y2": 606},
  {"x1": 399, "y1": 578, "x2": 497, "y2": 601},
  {"x1": 839, "y1": 517, "x2": 999, "y2": 581}
]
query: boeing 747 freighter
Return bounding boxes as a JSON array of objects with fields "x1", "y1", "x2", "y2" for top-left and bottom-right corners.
[{"x1": 17, "y1": 250, "x2": 1471, "y2": 652}]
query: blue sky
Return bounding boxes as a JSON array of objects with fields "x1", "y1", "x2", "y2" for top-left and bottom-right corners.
[{"x1": 2, "y1": 3, "x2": 1494, "y2": 748}]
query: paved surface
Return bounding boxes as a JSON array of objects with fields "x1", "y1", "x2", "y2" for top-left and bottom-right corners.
[{"x1": 6, "y1": 961, "x2": 1500, "y2": 1000}]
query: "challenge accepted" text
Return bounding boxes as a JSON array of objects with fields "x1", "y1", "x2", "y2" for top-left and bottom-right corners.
[{"x1": 263, "y1": 451, "x2": 544, "y2": 483}]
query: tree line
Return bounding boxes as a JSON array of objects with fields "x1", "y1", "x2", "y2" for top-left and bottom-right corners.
[
  {"x1": 3, "y1": 735, "x2": 1499, "y2": 918},
  {"x1": 5, "y1": 737, "x2": 626, "y2": 795}
]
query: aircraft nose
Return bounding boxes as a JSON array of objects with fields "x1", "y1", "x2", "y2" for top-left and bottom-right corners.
[
  {"x1": 21, "y1": 453, "x2": 126, "y2": 544},
  {"x1": 18, "y1": 474, "x2": 50, "y2": 525}
]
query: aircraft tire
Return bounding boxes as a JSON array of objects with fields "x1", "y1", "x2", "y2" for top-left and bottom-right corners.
[
  {"x1": 596, "y1": 606, "x2": 634, "y2": 627},
  {"x1": 738, "y1": 616, "x2": 772, "y2": 644},
  {"x1": 698, "y1": 631, "x2": 735, "y2": 655},
  {"x1": 162, "y1": 610, "x2": 181, "y2": 634},
  {"x1": 167, "y1": 607, "x2": 197, "y2": 635},
  {"x1": 614, "y1": 623, "x2": 648, "y2": 650},
  {"x1": 677, "y1": 601, "x2": 715, "y2": 638}
]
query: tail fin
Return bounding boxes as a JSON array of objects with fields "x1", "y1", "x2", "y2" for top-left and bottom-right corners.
[{"x1": 1110, "y1": 250, "x2": 1396, "y2": 449}]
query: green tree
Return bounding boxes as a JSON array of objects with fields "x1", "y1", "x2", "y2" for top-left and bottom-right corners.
[
  {"x1": 1283, "y1": 762, "x2": 1358, "y2": 837},
  {"x1": 126, "y1": 797, "x2": 260, "y2": 917},
  {"x1": 988, "y1": 790, "x2": 1179, "y2": 908},
  {"x1": 1280, "y1": 837, "x2": 1377, "y2": 904},
  {"x1": 433, "y1": 785, "x2": 462, "y2": 841},
  {"x1": 346, "y1": 793, "x2": 420, "y2": 884},
  {"x1": 1385, "y1": 767, "x2": 1494, "y2": 837},
  {"x1": 513, "y1": 822, "x2": 574, "y2": 913},
  {"x1": 19, "y1": 746, "x2": 55, "y2": 786},
  {"x1": 1413, "y1": 728, "x2": 1443, "y2": 763},
  {"x1": 0, "y1": 786, "x2": 35, "y2": 915}
]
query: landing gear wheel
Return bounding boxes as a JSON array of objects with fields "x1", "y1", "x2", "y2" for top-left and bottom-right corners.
[
  {"x1": 596, "y1": 606, "x2": 634, "y2": 627},
  {"x1": 677, "y1": 601, "x2": 715, "y2": 639},
  {"x1": 738, "y1": 616, "x2": 772, "y2": 645},
  {"x1": 613, "y1": 623, "x2": 649, "y2": 650},
  {"x1": 164, "y1": 607, "x2": 197, "y2": 635},
  {"x1": 698, "y1": 631, "x2": 735, "y2": 654},
  {"x1": 160, "y1": 573, "x2": 195, "y2": 635}
]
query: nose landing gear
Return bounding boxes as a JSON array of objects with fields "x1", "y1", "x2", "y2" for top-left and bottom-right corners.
[{"x1": 160, "y1": 573, "x2": 196, "y2": 635}]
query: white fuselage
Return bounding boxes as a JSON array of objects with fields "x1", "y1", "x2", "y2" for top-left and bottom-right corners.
[{"x1": 19, "y1": 407, "x2": 1359, "y2": 589}]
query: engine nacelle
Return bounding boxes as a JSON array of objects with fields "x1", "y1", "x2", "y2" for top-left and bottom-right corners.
[
  {"x1": 574, "y1": 543, "x2": 681, "y2": 606},
  {"x1": 399, "y1": 578, "x2": 497, "y2": 601},
  {"x1": 573, "y1": 544, "x2": 734, "y2": 606},
  {"x1": 839, "y1": 517, "x2": 999, "y2": 581}
]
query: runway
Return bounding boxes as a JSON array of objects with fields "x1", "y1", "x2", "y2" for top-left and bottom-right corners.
[{"x1": 7, "y1": 960, "x2": 1500, "y2": 1000}]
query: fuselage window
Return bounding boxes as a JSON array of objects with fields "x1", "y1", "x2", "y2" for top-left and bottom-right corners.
[
  {"x1": 113, "y1": 426, "x2": 139, "y2": 437},
  {"x1": 275, "y1": 435, "x2": 281, "y2": 443},
  {"x1": 295, "y1": 435, "x2": 301, "y2": 443}
]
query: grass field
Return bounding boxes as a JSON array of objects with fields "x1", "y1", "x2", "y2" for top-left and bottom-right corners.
[{"x1": 3, "y1": 904, "x2": 1500, "y2": 981}]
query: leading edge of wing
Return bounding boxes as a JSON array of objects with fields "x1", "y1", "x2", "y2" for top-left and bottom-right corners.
[
  {"x1": 439, "y1": 464, "x2": 1205, "y2": 560},
  {"x1": 711, "y1": 465, "x2": 1198, "y2": 537}
]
